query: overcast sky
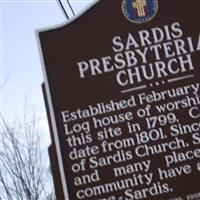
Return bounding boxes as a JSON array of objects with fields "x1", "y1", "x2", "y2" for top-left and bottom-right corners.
[{"x1": 1, "y1": 0, "x2": 97, "y2": 144}]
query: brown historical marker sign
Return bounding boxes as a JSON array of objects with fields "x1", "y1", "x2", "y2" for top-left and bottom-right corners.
[{"x1": 38, "y1": 0, "x2": 200, "y2": 199}]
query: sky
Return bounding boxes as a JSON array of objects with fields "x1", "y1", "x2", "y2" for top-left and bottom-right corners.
[{"x1": 1, "y1": 0, "x2": 96, "y2": 145}]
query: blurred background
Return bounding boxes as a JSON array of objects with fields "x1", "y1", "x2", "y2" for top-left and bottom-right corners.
[{"x1": 1, "y1": 0, "x2": 96, "y2": 144}]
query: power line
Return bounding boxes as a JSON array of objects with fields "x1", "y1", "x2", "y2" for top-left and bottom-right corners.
[
  {"x1": 57, "y1": 0, "x2": 70, "y2": 19},
  {"x1": 66, "y1": 0, "x2": 75, "y2": 16}
]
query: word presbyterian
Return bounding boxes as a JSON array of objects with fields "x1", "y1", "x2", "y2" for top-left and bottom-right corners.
[{"x1": 77, "y1": 22, "x2": 200, "y2": 87}]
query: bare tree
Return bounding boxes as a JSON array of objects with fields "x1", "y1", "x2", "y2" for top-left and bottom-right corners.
[
  {"x1": 0, "y1": 115, "x2": 55, "y2": 200},
  {"x1": 0, "y1": 1, "x2": 76, "y2": 199}
]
